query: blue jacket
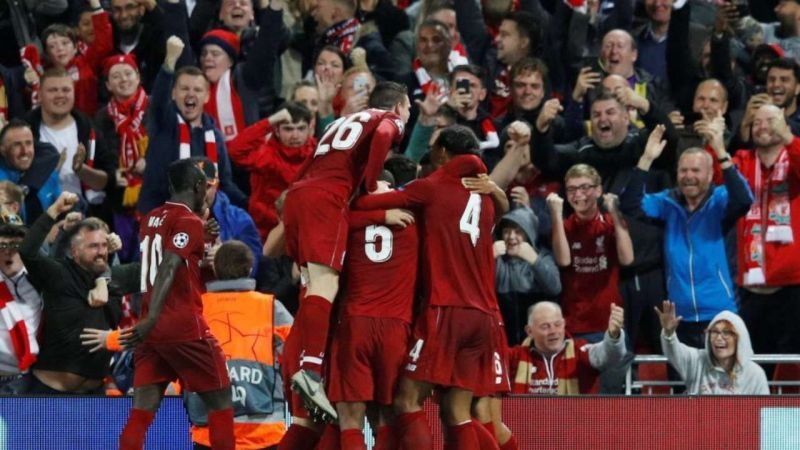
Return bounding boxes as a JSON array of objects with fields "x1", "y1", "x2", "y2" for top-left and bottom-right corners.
[
  {"x1": 138, "y1": 68, "x2": 247, "y2": 214},
  {"x1": 212, "y1": 190, "x2": 261, "y2": 275},
  {"x1": 621, "y1": 167, "x2": 753, "y2": 322},
  {"x1": 0, "y1": 142, "x2": 61, "y2": 224}
]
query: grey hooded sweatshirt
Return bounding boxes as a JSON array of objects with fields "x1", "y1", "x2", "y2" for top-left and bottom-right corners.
[
  {"x1": 495, "y1": 206, "x2": 562, "y2": 344},
  {"x1": 661, "y1": 310, "x2": 769, "y2": 395}
]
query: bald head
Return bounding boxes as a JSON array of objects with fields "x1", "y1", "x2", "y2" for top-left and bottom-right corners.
[
  {"x1": 752, "y1": 103, "x2": 789, "y2": 149},
  {"x1": 526, "y1": 301, "x2": 566, "y2": 354},
  {"x1": 527, "y1": 301, "x2": 562, "y2": 325},
  {"x1": 601, "y1": 30, "x2": 637, "y2": 78},
  {"x1": 693, "y1": 79, "x2": 729, "y2": 117},
  {"x1": 602, "y1": 74, "x2": 628, "y2": 92}
]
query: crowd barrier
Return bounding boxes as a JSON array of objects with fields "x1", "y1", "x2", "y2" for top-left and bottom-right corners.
[{"x1": 1, "y1": 395, "x2": 799, "y2": 449}]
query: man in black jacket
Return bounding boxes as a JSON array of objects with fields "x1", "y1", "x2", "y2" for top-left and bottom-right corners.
[
  {"x1": 109, "y1": 0, "x2": 167, "y2": 91},
  {"x1": 20, "y1": 191, "x2": 140, "y2": 394}
]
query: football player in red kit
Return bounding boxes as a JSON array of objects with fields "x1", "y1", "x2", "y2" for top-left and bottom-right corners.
[
  {"x1": 118, "y1": 159, "x2": 233, "y2": 450},
  {"x1": 353, "y1": 125, "x2": 510, "y2": 450},
  {"x1": 279, "y1": 81, "x2": 410, "y2": 446}
]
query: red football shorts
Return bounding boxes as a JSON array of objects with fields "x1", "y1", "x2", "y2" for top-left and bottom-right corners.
[
  {"x1": 283, "y1": 187, "x2": 348, "y2": 272},
  {"x1": 327, "y1": 316, "x2": 411, "y2": 405},
  {"x1": 281, "y1": 322, "x2": 310, "y2": 419},
  {"x1": 404, "y1": 306, "x2": 504, "y2": 394},
  {"x1": 479, "y1": 312, "x2": 511, "y2": 397},
  {"x1": 133, "y1": 336, "x2": 230, "y2": 393}
]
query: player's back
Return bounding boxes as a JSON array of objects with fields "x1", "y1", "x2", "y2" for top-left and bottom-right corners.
[
  {"x1": 293, "y1": 109, "x2": 402, "y2": 200},
  {"x1": 415, "y1": 156, "x2": 498, "y2": 313},
  {"x1": 139, "y1": 202, "x2": 209, "y2": 343},
  {"x1": 342, "y1": 222, "x2": 419, "y2": 323}
]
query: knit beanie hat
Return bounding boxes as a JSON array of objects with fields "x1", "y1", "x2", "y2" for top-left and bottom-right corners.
[
  {"x1": 102, "y1": 54, "x2": 139, "y2": 77},
  {"x1": 199, "y1": 29, "x2": 241, "y2": 62}
]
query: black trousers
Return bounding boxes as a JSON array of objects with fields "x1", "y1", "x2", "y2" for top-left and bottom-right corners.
[{"x1": 739, "y1": 285, "x2": 800, "y2": 378}]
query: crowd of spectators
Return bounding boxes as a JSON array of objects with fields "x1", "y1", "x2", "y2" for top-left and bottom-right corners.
[{"x1": 0, "y1": 0, "x2": 796, "y2": 406}]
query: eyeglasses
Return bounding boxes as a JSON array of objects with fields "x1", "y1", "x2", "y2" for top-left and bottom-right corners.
[
  {"x1": 566, "y1": 184, "x2": 598, "y2": 195},
  {"x1": 0, "y1": 242, "x2": 21, "y2": 251},
  {"x1": 708, "y1": 329, "x2": 736, "y2": 340}
]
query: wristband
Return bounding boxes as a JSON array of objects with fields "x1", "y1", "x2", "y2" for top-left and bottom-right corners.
[
  {"x1": 106, "y1": 330, "x2": 122, "y2": 352},
  {"x1": 717, "y1": 155, "x2": 731, "y2": 164}
]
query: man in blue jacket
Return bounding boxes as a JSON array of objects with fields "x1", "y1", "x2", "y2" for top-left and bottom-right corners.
[
  {"x1": 138, "y1": 36, "x2": 246, "y2": 214},
  {"x1": 621, "y1": 122, "x2": 752, "y2": 348},
  {"x1": 0, "y1": 119, "x2": 61, "y2": 224},
  {"x1": 193, "y1": 157, "x2": 261, "y2": 276}
]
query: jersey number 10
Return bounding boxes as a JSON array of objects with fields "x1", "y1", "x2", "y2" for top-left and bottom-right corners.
[{"x1": 140, "y1": 234, "x2": 163, "y2": 292}]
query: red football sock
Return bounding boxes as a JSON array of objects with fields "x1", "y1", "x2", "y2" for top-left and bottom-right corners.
[
  {"x1": 298, "y1": 295, "x2": 332, "y2": 373},
  {"x1": 119, "y1": 408, "x2": 155, "y2": 450},
  {"x1": 394, "y1": 411, "x2": 432, "y2": 449},
  {"x1": 278, "y1": 424, "x2": 322, "y2": 450},
  {"x1": 470, "y1": 419, "x2": 499, "y2": 450},
  {"x1": 374, "y1": 425, "x2": 397, "y2": 450},
  {"x1": 340, "y1": 429, "x2": 367, "y2": 450},
  {"x1": 317, "y1": 424, "x2": 341, "y2": 450},
  {"x1": 208, "y1": 408, "x2": 234, "y2": 450},
  {"x1": 444, "y1": 422, "x2": 480, "y2": 450},
  {"x1": 499, "y1": 434, "x2": 518, "y2": 450}
]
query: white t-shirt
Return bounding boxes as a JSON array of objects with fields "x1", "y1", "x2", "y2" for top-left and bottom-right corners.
[
  {"x1": 0, "y1": 271, "x2": 42, "y2": 374},
  {"x1": 39, "y1": 122, "x2": 81, "y2": 195}
]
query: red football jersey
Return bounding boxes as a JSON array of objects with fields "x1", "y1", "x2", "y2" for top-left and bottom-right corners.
[
  {"x1": 292, "y1": 109, "x2": 404, "y2": 201},
  {"x1": 561, "y1": 212, "x2": 620, "y2": 335},
  {"x1": 139, "y1": 202, "x2": 210, "y2": 343},
  {"x1": 341, "y1": 222, "x2": 419, "y2": 323},
  {"x1": 353, "y1": 155, "x2": 499, "y2": 314}
]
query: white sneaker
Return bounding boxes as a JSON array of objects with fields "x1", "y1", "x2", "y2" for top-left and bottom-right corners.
[{"x1": 291, "y1": 369, "x2": 338, "y2": 422}]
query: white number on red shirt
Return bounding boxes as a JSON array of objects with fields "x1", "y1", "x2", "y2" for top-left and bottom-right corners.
[
  {"x1": 140, "y1": 234, "x2": 163, "y2": 292},
  {"x1": 459, "y1": 193, "x2": 482, "y2": 247},
  {"x1": 364, "y1": 225, "x2": 393, "y2": 263},
  {"x1": 314, "y1": 111, "x2": 372, "y2": 157}
]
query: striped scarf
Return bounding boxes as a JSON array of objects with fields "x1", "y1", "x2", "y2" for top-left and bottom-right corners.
[
  {"x1": 412, "y1": 43, "x2": 469, "y2": 96},
  {"x1": 108, "y1": 87, "x2": 149, "y2": 208},
  {"x1": 206, "y1": 69, "x2": 245, "y2": 141},
  {"x1": 177, "y1": 115, "x2": 218, "y2": 168},
  {"x1": 84, "y1": 129, "x2": 107, "y2": 205},
  {"x1": 323, "y1": 17, "x2": 360, "y2": 55},
  {"x1": 0, "y1": 282, "x2": 36, "y2": 372}
]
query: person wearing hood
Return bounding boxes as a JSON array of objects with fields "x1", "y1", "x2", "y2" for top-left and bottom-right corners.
[
  {"x1": 494, "y1": 204, "x2": 561, "y2": 345},
  {"x1": 656, "y1": 301, "x2": 769, "y2": 395},
  {"x1": 226, "y1": 102, "x2": 316, "y2": 240},
  {"x1": 509, "y1": 301, "x2": 626, "y2": 394}
]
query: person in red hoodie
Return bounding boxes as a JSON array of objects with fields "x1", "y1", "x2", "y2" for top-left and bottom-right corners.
[
  {"x1": 226, "y1": 102, "x2": 316, "y2": 239},
  {"x1": 40, "y1": 0, "x2": 113, "y2": 116}
]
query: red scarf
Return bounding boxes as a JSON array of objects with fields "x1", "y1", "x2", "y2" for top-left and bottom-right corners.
[
  {"x1": 479, "y1": 117, "x2": 500, "y2": 152},
  {"x1": 178, "y1": 115, "x2": 218, "y2": 167},
  {"x1": 412, "y1": 44, "x2": 469, "y2": 96},
  {"x1": 109, "y1": 87, "x2": 149, "y2": 207},
  {"x1": 323, "y1": 17, "x2": 360, "y2": 54},
  {"x1": 742, "y1": 149, "x2": 794, "y2": 286},
  {"x1": 205, "y1": 69, "x2": 245, "y2": 141},
  {"x1": 0, "y1": 282, "x2": 36, "y2": 372},
  {"x1": 490, "y1": 66, "x2": 512, "y2": 117},
  {"x1": 20, "y1": 44, "x2": 42, "y2": 108}
]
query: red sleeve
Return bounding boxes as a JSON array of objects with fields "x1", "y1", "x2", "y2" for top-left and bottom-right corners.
[
  {"x1": 363, "y1": 119, "x2": 401, "y2": 192},
  {"x1": 705, "y1": 144, "x2": 724, "y2": 186},
  {"x1": 349, "y1": 209, "x2": 386, "y2": 229},
  {"x1": 788, "y1": 136, "x2": 800, "y2": 179},
  {"x1": 227, "y1": 119, "x2": 273, "y2": 168},
  {"x1": 84, "y1": 11, "x2": 114, "y2": 71},
  {"x1": 352, "y1": 190, "x2": 410, "y2": 210},
  {"x1": 164, "y1": 216, "x2": 204, "y2": 261}
]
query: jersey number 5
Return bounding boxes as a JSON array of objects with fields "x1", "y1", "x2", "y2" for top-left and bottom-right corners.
[
  {"x1": 365, "y1": 225, "x2": 393, "y2": 263},
  {"x1": 314, "y1": 111, "x2": 372, "y2": 157},
  {"x1": 140, "y1": 234, "x2": 163, "y2": 292},
  {"x1": 460, "y1": 193, "x2": 481, "y2": 247}
]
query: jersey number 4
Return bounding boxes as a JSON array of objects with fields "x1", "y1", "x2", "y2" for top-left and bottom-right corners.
[
  {"x1": 314, "y1": 111, "x2": 372, "y2": 157},
  {"x1": 140, "y1": 234, "x2": 163, "y2": 292},
  {"x1": 460, "y1": 193, "x2": 481, "y2": 247}
]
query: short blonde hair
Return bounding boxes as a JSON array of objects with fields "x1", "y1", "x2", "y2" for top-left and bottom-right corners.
[{"x1": 564, "y1": 163, "x2": 601, "y2": 186}]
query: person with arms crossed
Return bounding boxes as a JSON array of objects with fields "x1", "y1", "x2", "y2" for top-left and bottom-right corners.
[
  {"x1": 118, "y1": 159, "x2": 233, "y2": 450},
  {"x1": 279, "y1": 81, "x2": 410, "y2": 428},
  {"x1": 353, "y1": 125, "x2": 510, "y2": 449}
]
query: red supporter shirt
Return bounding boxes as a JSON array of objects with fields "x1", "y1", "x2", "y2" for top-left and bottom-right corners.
[
  {"x1": 292, "y1": 109, "x2": 404, "y2": 201},
  {"x1": 341, "y1": 216, "x2": 419, "y2": 324},
  {"x1": 139, "y1": 202, "x2": 210, "y2": 343},
  {"x1": 561, "y1": 212, "x2": 619, "y2": 335},
  {"x1": 353, "y1": 155, "x2": 498, "y2": 314}
]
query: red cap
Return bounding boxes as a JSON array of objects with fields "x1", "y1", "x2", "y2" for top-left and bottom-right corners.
[
  {"x1": 199, "y1": 29, "x2": 241, "y2": 62},
  {"x1": 103, "y1": 54, "x2": 139, "y2": 77}
]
